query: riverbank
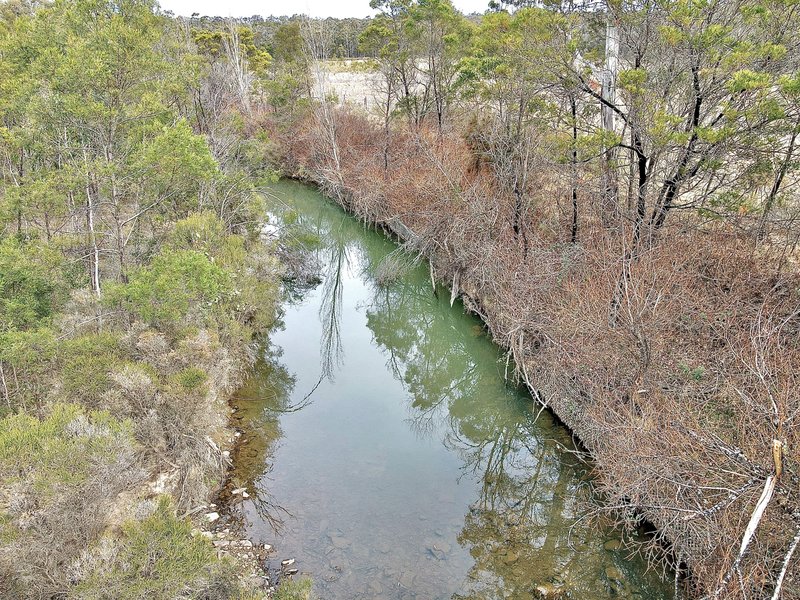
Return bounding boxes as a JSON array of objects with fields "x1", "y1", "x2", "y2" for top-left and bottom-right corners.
[
  {"x1": 274, "y1": 109, "x2": 800, "y2": 598},
  {"x1": 219, "y1": 179, "x2": 676, "y2": 599},
  {"x1": 0, "y1": 211, "x2": 288, "y2": 598}
]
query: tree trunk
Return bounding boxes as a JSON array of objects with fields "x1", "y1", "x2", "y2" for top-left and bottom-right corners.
[
  {"x1": 758, "y1": 121, "x2": 798, "y2": 242},
  {"x1": 631, "y1": 130, "x2": 648, "y2": 248},
  {"x1": 16, "y1": 148, "x2": 24, "y2": 234},
  {"x1": 86, "y1": 177, "x2": 102, "y2": 298},
  {"x1": 570, "y1": 94, "x2": 578, "y2": 243},
  {"x1": 0, "y1": 363, "x2": 10, "y2": 410},
  {"x1": 649, "y1": 62, "x2": 703, "y2": 236},
  {"x1": 224, "y1": 21, "x2": 252, "y2": 116},
  {"x1": 383, "y1": 76, "x2": 393, "y2": 175},
  {"x1": 107, "y1": 144, "x2": 127, "y2": 282},
  {"x1": 600, "y1": 16, "x2": 620, "y2": 218}
]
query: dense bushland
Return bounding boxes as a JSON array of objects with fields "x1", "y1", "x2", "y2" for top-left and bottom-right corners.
[
  {"x1": 3, "y1": 0, "x2": 799, "y2": 597},
  {"x1": 275, "y1": 0, "x2": 800, "y2": 597},
  {"x1": 0, "y1": 0, "x2": 293, "y2": 597}
]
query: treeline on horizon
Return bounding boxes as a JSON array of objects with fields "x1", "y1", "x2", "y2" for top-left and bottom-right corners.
[
  {"x1": 1, "y1": 0, "x2": 799, "y2": 598},
  {"x1": 184, "y1": 15, "x2": 375, "y2": 59},
  {"x1": 178, "y1": 1, "x2": 492, "y2": 61}
]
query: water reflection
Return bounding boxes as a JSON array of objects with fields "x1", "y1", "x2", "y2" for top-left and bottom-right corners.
[
  {"x1": 319, "y1": 237, "x2": 347, "y2": 382},
  {"x1": 360, "y1": 247, "x2": 661, "y2": 599},
  {"x1": 227, "y1": 343, "x2": 296, "y2": 532},
  {"x1": 229, "y1": 180, "x2": 672, "y2": 599}
]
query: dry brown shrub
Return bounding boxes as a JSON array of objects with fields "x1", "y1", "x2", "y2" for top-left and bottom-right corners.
[{"x1": 277, "y1": 106, "x2": 800, "y2": 599}]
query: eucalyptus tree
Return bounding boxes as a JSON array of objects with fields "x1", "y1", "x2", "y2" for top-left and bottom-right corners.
[
  {"x1": 364, "y1": 0, "x2": 470, "y2": 129},
  {"x1": 364, "y1": 0, "x2": 426, "y2": 126},
  {"x1": 0, "y1": 0, "x2": 215, "y2": 294},
  {"x1": 482, "y1": 0, "x2": 800, "y2": 249},
  {"x1": 459, "y1": 8, "x2": 585, "y2": 247},
  {"x1": 408, "y1": 0, "x2": 472, "y2": 132},
  {"x1": 566, "y1": 0, "x2": 800, "y2": 247},
  {"x1": 757, "y1": 72, "x2": 800, "y2": 242},
  {"x1": 360, "y1": 16, "x2": 404, "y2": 171},
  {"x1": 263, "y1": 21, "x2": 312, "y2": 118}
]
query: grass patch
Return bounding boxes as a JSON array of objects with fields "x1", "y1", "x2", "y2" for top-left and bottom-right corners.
[
  {"x1": 274, "y1": 578, "x2": 313, "y2": 600},
  {"x1": 75, "y1": 497, "x2": 216, "y2": 599}
]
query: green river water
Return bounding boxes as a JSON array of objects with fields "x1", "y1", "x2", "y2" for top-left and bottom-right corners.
[{"x1": 226, "y1": 180, "x2": 673, "y2": 600}]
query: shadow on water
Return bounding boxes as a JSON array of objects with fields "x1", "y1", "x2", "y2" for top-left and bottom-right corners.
[{"x1": 227, "y1": 180, "x2": 674, "y2": 600}]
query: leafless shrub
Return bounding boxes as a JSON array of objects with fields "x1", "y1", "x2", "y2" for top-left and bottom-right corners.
[
  {"x1": 374, "y1": 247, "x2": 422, "y2": 286},
  {"x1": 280, "y1": 106, "x2": 800, "y2": 599}
]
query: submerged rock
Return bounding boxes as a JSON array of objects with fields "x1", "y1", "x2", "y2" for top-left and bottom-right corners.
[
  {"x1": 329, "y1": 534, "x2": 350, "y2": 549},
  {"x1": 535, "y1": 583, "x2": 563, "y2": 598},
  {"x1": 426, "y1": 541, "x2": 450, "y2": 560},
  {"x1": 603, "y1": 539, "x2": 623, "y2": 551},
  {"x1": 368, "y1": 580, "x2": 384, "y2": 594},
  {"x1": 399, "y1": 571, "x2": 415, "y2": 588}
]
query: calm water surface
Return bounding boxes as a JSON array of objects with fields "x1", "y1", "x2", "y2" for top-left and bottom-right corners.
[{"x1": 227, "y1": 180, "x2": 673, "y2": 600}]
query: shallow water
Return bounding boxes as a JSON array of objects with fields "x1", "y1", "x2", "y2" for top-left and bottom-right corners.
[{"x1": 227, "y1": 180, "x2": 673, "y2": 599}]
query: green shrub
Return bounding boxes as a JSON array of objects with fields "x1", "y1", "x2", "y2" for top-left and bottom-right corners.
[
  {"x1": 74, "y1": 497, "x2": 213, "y2": 599},
  {"x1": 59, "y1": 333, "x2": 123, "y2": 406},
  {"x1": 679, "y1": 362, "x2": 706, "y2": 381},
  {"x1": 167, "y1": 211, "x2": 229, "y2": 258},
  {"x1": 167, "y1": 211, "x2": 251, "y2": 273},
  {"x1": 0, "y1": 327, "x2": 57, "y2": 412},
  {"x1": 0, "y1": 237, "x2": 65, "y2": 331},
  {"x1": 173, "y1": 366, "x2": 208, "y2": 391},
  {"x1": 166, "y1": 213, "x2": 280, "y2": 339},
  {"x1": 73, "y1": 496, "x2": 259, "y2": 600},
  {"x1": 0, "y1": 403, "x2": 133, "y2": 496},
  {"x1": 106, "y1": 249, "x2": 232, "y2": 332}
]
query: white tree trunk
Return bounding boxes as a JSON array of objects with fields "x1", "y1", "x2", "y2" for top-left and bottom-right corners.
[
  {"x1": 85, "y1": 178, "x2": 101, "y2": 298},
  {"x1": 0, "y1": 363, "x2": 11, "y2": 410},
  {"x1": 224, "y1": 21, "x2": 252, "y2": 115},
  {"x1": 304, "y1": 19, "x2": 343, "y2": 189},
  {"x1": 601, "y1": 14, "x2": 620, "y2": 214},
  {"x1": 601, "y1": 18, "x2": 619, "y2": 134}
]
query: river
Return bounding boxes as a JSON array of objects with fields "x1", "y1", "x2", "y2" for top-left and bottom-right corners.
[{"x1": 225, "y1": 180, "x2": 673, "y2": 599}]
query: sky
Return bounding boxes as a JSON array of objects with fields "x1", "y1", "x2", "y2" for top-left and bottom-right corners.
[{"x1": 158, "y1": 0, "x2": 491, "y2": 18}]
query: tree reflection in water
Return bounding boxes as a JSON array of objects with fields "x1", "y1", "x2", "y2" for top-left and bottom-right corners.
[
  {"x1": 319, "y1": 234, "x2": 347, "y2": 382},
  {"x1": 227, "y1": 207, "x2": 355, "y2": 532},
  {"x1": 362, "y1": 259, "x2": 668, "y2": 598},
  {"x1": 227, "y1": 340, "x2": 298, "y2": 533},
  {"x1": 229, "y1": 181, "x2": 672, "y2": 599}
]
